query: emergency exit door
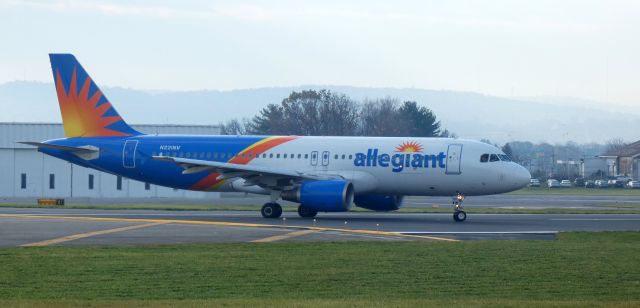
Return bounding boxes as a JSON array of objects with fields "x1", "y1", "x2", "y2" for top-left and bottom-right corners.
[
  {"x1": 322, "y1": 151, "x2": 330, "y2": 166},
  {"x1": 445, "y1": 144, "x2": 462, "y2": 175}
]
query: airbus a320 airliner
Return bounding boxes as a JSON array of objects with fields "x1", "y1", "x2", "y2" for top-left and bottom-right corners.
[{"x1": 23, "y1": 54, "x2": 531, "y2": 222}]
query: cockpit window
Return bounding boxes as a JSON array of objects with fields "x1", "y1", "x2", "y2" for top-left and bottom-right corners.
[
  {"x1": 480, "y1": 154, "x2": 489, "y2": 162},
  {"x1": 489, "y1": 154, "x2": 500, "y2": 162},
  {"x1": 498, "y1": 154, "x2": 511, "y2": 162}
]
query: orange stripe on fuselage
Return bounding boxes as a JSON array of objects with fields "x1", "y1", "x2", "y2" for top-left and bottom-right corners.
[{"x1": 190, "y1": 136, "x2": 300, "y2": 191}]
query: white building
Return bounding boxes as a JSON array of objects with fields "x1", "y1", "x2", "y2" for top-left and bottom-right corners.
[{"x1": 0, "y1": 123, "x2": 221, "y2": 200}]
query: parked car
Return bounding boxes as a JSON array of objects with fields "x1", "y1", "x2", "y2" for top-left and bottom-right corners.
[
  {"x1": 628, "y1": 181, "x2": 640, "y2": 189},
  {"x1": 529, "y1": 179, "x2": 541, "y2": 187},
  {"x1": 560, "y1": 180, "x2": 572, "y2": 188},
  {"x1": 547, "y1": 179, "x2": 561, "y2": 188},
  {"x1": 595, "y1": 180, "x2": 609, "y2": 188},
  {"x1": 574, "y1": 178, "x2": 585, "y2": 187},
  {"x1": 608, "y1": 180, "x2": 627, "y2": 188},
  {"x1": 584, "y1": 180, "x2": 595, "y2": 188},
  {"x1": 616, "y1": 176, "x2": 633, "y2": 183}
]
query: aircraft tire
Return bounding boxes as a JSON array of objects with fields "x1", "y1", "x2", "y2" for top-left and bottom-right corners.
[
  {"x1": 298, "y1": 205, "x2": 318, "y2": 218},
  {"x1": 261, "y1": 203, "x2": 282, "y2": 218},
  {"x1": 453, "y1": 210, "x2": 467, "y2": 222}
]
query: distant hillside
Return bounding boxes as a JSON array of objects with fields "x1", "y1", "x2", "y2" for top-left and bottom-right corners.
[{"x1": 1, "y1": 81, "x2": 638, "y2": 144}]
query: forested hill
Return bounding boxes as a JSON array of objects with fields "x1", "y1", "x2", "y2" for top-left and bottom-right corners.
[{"x1": 1, "y1": 81, "x2": 638, "y2": 144}]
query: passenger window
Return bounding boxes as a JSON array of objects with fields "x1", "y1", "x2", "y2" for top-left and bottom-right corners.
[
  {"x1": 269, "y1": 153, "x2": 273, "y2": 158},
  {"x1": 480, "y1": 154, "x2": 489, "y2": 162},
  {"x1": 277, "y1": 154, "x2": 280, "y2": 158},
  {"x1": 263, "y1": 153, "x2": 266, "y2": 158},
  {"x1": 490, "y1": 154, "x2": 499, "y2": 162},
  {"x1": 284, "y1": 154, "x2": 287, "y2": 158},
  {"x1": 304, "y1": 154, "x2": 309, "y2": 159}
]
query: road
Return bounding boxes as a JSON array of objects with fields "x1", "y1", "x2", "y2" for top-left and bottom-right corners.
[{"x1": 1, "y1": 207, "x2": 638, "y2": 246}]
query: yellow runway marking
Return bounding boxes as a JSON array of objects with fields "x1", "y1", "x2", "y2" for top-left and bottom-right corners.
[
  {"x1": 251, "y1": 229, "x2": 319, "y2": 243},
  {"x1": 0, "y1": 214, "x2": 458, "y2": 242},
  {"x1": 21, "y1": 222, "x2": 167, "y2": 247}
]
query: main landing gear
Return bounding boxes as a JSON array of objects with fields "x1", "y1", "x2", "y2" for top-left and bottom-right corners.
[
  {"x1": 261, "y1": 202, "x2": 282, "y2": 218},
  {"x1": 452, "y1": 192, "x2": 467, "y2": 222}
]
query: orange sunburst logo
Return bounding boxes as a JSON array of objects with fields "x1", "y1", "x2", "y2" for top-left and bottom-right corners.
[
  {"x1": 395, "y1": 141, "x2": 424, "y2": 152},
  {"x1": 55, "y1": 67, "x2": 128, "y2": 137}
]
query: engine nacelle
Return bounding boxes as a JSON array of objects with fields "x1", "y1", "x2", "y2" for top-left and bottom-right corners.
[
  {"x1": 282, "y1": 180, "x2": 354, "y2": 212},
  {"x1": 354, "y1": 194, "x2": 404, "y2": 211}
]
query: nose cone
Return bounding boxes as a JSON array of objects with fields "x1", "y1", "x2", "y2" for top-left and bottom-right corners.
[{"x1": 514, "y1": 165, "x2": 531, "y2": 189}]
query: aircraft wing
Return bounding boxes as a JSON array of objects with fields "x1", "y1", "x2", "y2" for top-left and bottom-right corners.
[{"x1": 152, "y1": 156, "x2": 337, "y2": 184}]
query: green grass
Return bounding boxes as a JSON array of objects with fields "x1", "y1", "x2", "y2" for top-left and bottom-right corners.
[
  {"x1": 0, "y1": 232, "x2": 638, "y2": 306},
  {"x1": 509, "y1": 187, "x2": 640, "y2": 196}
]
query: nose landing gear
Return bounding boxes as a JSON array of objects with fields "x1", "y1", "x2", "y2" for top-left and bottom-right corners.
[{"x1": 452, "y1": 193, "x2": 466, "y2": 222}]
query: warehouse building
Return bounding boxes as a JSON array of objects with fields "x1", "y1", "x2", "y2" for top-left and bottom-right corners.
[
  {"x1": 0, "y1": 122, "x2": 221, "y2": 200},
  {"x1": 600, "y1": 140, "x2": 640, "y2": 180}
]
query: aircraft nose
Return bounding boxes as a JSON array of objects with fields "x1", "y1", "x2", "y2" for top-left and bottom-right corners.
[{"x1": 514, "y1": 165, "x2": 531, "y2": 189}]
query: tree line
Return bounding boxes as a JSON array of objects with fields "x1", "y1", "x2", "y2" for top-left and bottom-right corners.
[{"x1": 220, "y1": 89, "x2": 453, "y2": 137}]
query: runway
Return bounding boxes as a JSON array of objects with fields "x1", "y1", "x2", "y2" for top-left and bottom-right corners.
[{"x1": 1, "y1": 207, "x2": 638, "y2": 246}]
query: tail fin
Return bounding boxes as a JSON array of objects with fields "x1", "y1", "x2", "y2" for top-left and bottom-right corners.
[{"x1": 49, "y1": 54, "x2": 141, "y2": 137}]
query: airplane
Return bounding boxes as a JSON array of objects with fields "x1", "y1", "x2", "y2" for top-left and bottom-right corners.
[{"x1": 22, "y1": 54, "x2": 531, "y2": 222}]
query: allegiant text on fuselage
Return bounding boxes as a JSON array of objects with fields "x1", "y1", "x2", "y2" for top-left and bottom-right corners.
[{"x1": 354, "y1": 149, "x2": 447, "y2": 172}]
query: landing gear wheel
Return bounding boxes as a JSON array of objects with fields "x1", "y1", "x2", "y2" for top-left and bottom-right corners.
[
  {"x1": 453, "y1": 210, "x2": 467, "y2": 222},
  {"x1": 298, "y1": 205, "x2": 318, "y2": 218},
  {"x1": 261, "y1": 202, "x2": 282, "y2": 218}
]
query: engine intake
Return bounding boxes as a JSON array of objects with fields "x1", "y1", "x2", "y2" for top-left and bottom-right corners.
[
  {"x1": 282, "y1": 180, "x2": 354, "y2": 212},
  {"x1": 354, "y1": 194, "x2": 404, "y2": 211}
]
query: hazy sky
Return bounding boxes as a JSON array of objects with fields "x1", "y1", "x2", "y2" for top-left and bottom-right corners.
[{"x1": 1, "y1": 0, "x2": 639, "y2": 106}]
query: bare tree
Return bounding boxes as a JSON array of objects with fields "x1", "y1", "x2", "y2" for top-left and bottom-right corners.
[
  {"x1": 220, "y1": 118, "x2": 250, "y2": 135},
  {"x1": 360, "y1": 97, "x2": 404, "y2": 136},
  {"x1": 604, "y1": 138, "x2": 627, "y2": 155}
]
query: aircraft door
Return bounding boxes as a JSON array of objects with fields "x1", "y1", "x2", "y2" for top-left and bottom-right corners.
[
  {"x1": 310, "y1": 151, "x2": 318, "y2": 166},
  {"x1": 123, "y1": 140, "x2": 138, "y2": 168},
  {"x1": 445, "y1": 144, "x2": 462, "y2": 175},
  {"x1": 322, "y1": 151, "x2": 330, "y2": 166}
]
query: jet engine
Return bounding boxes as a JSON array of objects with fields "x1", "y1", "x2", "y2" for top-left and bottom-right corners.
[{"x1": 282, "y1": 180, "x2": 354, "y2": 212}]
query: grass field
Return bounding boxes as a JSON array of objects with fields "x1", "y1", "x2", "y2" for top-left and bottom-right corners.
[
  {"x1": 0, "y1": 232, "x2": 638, "y2": 307},
  {"x1": 509, "y1": 186, "x2": 640, "y2": 196}
]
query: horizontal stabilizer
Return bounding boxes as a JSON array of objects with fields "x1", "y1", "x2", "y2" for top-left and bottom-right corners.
[{"x1": 18, "y1": 142, "x2": 98, "y2": 153}]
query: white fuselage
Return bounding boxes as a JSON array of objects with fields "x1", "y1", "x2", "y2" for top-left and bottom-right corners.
[{"x1": 214, "y1": 137, "x2": 531, "y2": 196}]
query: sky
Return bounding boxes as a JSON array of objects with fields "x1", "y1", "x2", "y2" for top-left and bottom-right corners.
[{"x1": 1, "y1": 0, "x2": 639, "y2": 106}]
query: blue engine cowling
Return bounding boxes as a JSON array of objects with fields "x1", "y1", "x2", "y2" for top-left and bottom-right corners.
[
  {"x1": 354, "y1": 194, "x2": 404, "y2": 211},
  {"x1": 282, "y1": 180, "x2": 354, "y2": 212}
]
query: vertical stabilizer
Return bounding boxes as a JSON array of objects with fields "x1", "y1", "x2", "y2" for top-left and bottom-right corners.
[{"x1": 49, "y1": 54, "x2": 141, "y2": 137}]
